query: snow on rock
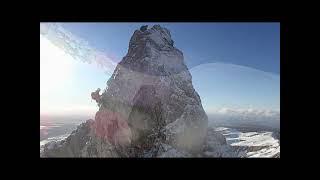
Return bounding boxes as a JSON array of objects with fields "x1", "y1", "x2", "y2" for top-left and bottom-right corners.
[
  {"x1": 99, "y1": 24, "x2": 209, "y2": 155},
  {"x1": 157, "y1": 143, "x2": 191, "y2": 157},
  {"x1": 41, "y1": 120, "x2": 120, "y2": 157}
]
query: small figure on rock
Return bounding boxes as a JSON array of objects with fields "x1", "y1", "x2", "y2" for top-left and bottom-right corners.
[{"x1": 91, "y1": 88, "x2": 102, "y2": 106}]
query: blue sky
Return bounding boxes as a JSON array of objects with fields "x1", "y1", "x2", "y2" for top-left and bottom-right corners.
[
  {"x1": 61, "y1": 23, "x2": 280, "y2": 73},
  {"x1": 40, "y1": 23, "x2": 280, "y2": 116}
]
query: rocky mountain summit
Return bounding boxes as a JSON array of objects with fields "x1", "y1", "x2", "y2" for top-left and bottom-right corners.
[{"x1": 41, "y1": 25, "x2": 231, "y2": 157}]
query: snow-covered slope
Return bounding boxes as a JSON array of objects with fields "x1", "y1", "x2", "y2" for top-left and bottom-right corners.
[
  {"x1": 214, "y1": 127, "x2": 280, "y2": 158},
  {"x1": 40, "y1": 125, "x2": 280, "y2": 158},
  {"x1": 40, "y1": 134, "x2": 69, "y2": 147}
]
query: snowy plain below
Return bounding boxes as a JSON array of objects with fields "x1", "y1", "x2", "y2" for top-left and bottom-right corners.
[{"x1": 214, "y1": 127, "x2": 280, "y2": 158}]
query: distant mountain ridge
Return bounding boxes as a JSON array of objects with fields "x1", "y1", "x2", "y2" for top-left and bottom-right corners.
[{"x1": 207, "y1": 108, "x2": 280, "y2": 131}]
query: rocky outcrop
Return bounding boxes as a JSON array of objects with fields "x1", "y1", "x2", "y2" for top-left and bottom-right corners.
[
  {"x1": 41, "y1": 25, "x2": 222, "y2": 157},
  {"x1": 97, "y1": 25, "x2": 208, "y2": 155},
  {"x1": 41, "y1": 120, "x2": 120, "y2": 157}
]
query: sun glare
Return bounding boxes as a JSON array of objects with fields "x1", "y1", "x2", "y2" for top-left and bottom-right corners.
[{"x1": 40, "y1": 35, "x2": 74, "y2": 113}]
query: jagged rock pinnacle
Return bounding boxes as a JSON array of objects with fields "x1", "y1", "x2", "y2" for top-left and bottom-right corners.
[{"x1": 101, "y1": 24, "x2": 208, "y2": 154}]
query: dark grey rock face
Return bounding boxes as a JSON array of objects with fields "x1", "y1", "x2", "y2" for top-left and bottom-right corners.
[{"x1": 41, "y1": 25, "x2": 220, "y2": 157}]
